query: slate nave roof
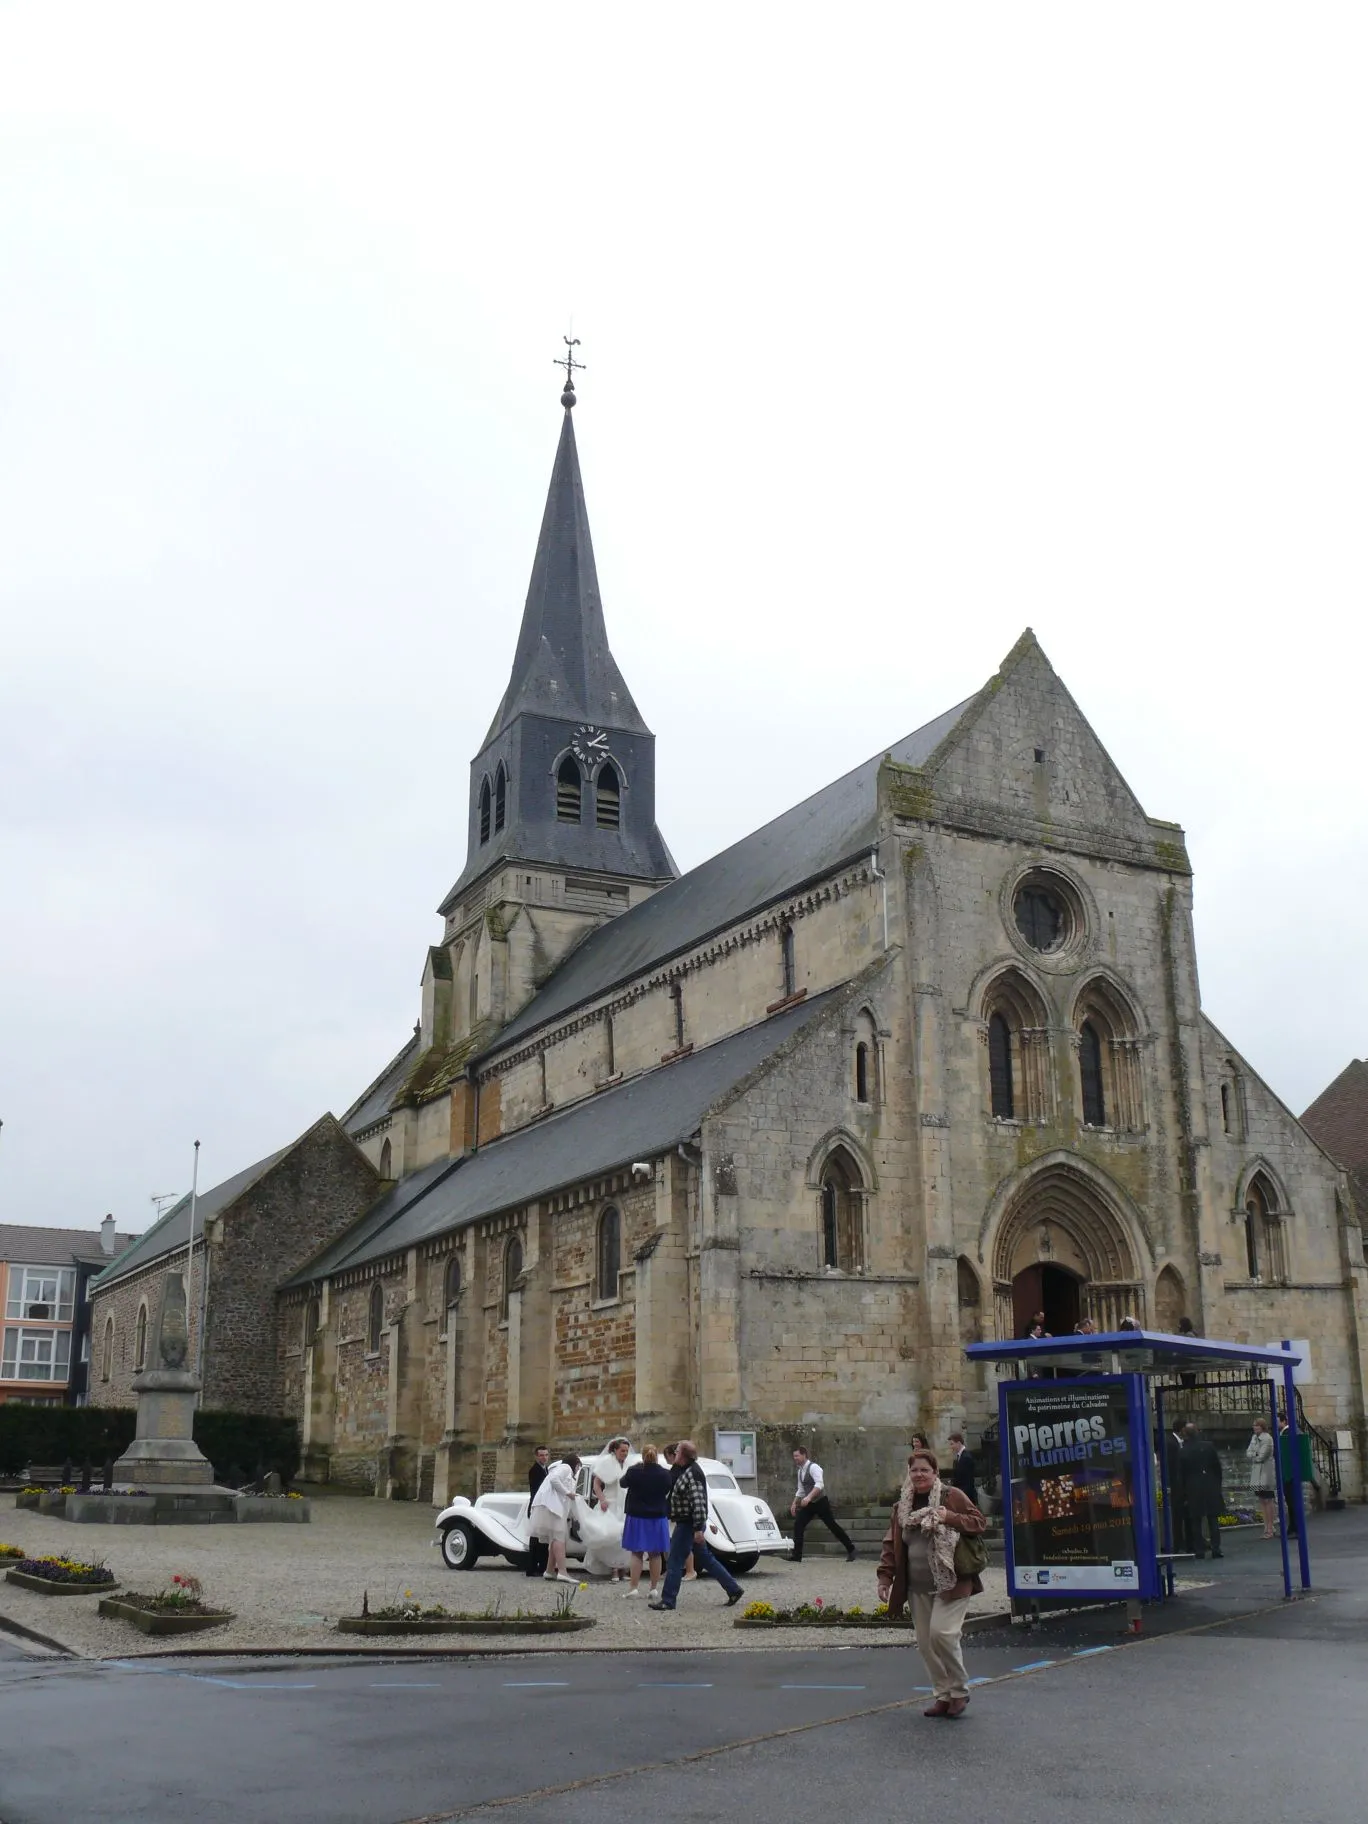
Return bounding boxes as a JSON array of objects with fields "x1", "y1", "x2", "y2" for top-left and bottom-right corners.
[{"x1": 288, "y1": 987, "x2": 842, "y2": 1286}]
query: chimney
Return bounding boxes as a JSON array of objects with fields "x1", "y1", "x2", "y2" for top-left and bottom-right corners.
[{"x1": 100, "y1": 1214, "x2": 117, "y2": 1256}]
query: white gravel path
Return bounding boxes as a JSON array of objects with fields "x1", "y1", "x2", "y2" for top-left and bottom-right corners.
[{"x1": 0, "y1": 1494, "x2": 1008, "y2": 1658}]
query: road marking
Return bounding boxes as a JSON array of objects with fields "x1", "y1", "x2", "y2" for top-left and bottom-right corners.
[
  {"x1": 503, "y1": 1681, "x2": 569, "y2": 1688},
  {"x1": 189, "y1": 1677, "x2": 319, "y2": 1689},
  {"x1": 967, "y1": 1676, "x2": 992, "y2": 1686},
  {"x1": 779, "y1": 1684, "x2": 866, "y2": 1691},
  {"x1": 638, "y1": 1681, "x2": 714, "y2": 1688},
  {"x1": 1011, "y1": 1661, "x2": 1057, "y2": 1672},
  {"x1": 1073, "y1": 1646, "x2": 1114, "y2": 1657}
]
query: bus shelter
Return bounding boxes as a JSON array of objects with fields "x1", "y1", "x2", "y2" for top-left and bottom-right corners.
[{"x1": 964, "y1": 1331, "x2": 1310, "y2": 1604}]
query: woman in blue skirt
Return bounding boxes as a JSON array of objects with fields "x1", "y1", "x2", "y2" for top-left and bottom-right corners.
[{"x1": 620, "y1": 1444, "x2": 673, "y2": 1598}]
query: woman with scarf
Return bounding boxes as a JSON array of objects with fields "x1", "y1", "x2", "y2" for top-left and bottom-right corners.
[{"x1": 877, "y1": 1448, "x2": 987, "y2": 1718}]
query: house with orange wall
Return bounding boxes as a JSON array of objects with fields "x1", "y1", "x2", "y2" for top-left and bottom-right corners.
[{"x1": 1, "y1": 1220, "x2": 138, "y2": 1407}]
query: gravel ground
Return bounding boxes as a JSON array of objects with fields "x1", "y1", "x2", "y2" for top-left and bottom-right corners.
[{"x1": 0, "y1": 1494, "x2": 1008, "y2": 1657}]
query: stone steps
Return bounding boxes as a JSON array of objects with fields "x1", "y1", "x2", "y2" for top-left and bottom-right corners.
[{"x1": 793, "y1": 1504, "x2": 1004, "y2": 1557}]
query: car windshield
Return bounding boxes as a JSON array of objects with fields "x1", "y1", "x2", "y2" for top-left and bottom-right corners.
[{"x1": 705, "y1": 1473, "x2": 738, "y2": 1491}]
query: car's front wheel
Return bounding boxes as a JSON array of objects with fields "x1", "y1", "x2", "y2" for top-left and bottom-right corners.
[{"x1": 440, "y1": 1519, "x2": 481, "y2": 1570}]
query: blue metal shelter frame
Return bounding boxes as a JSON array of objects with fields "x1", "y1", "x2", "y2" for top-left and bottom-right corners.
[{"x1": 965, "y1": 1330, "x2": 1310, "y2": 1601}]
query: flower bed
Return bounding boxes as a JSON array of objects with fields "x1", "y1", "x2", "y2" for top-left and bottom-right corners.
[
  {"x1": 734, "y1": 1599, "x2": 911, "y2": 1629},
  {"x1": 99, "y1": 1596, "x2": 235, "y2": 1636},
  {"x1": 6, "y1": 1554, "x2": 117, "y2": 1596},
  {"x1": 337, "y1": 1588, "x2": 595, "y2": 1636},
  {"x1": 337, "y1": 1615, "x2": 595, "y2": 1636},
  {"x1": 0, "y1": 1543, "x2": 23, "y2": 1559},
  {"x1": 14, "y1": 1489, "x2": 43, "y2": 1511},
  {"x1": 99, "y1": 1573, "x2": 232, "y2": 1636}
]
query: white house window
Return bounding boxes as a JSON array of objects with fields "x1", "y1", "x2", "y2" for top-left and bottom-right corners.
[
  {"x1": 6, "y1": 1267, "x2": 76, "y2": 1324},
  {"x1": 2, "y1": 1327, "x2": 72, "y2": 1382}
]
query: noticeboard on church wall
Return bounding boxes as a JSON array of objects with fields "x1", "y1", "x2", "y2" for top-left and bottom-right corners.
[
  {"x1": 999, "y1": 1376, "x2": 1159, "y2": 1603},
  {"x1": 713, "y1": 1430, "x2": 757, "y2": 1480}
]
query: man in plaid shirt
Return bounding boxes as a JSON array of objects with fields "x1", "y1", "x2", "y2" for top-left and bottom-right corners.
[{"x1": 649, "y1": 1440, "x2": 746, "y2": 1611}]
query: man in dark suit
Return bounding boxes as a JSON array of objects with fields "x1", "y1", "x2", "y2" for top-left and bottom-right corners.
[
  {"x1": 525, "y1": 1446, "x2": 551, "y2": 1578},
  {"x1": 1180, "y1": 1423, "x2": 1225, "y2": 1559},
  {"x1": 947, "y1": 1431, "x2": 979, "y2": 1506}
]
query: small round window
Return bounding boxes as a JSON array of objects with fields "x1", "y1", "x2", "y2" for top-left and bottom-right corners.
[{"x1": 1014, "y1": 883, "x2": 1069, "y2": 952}]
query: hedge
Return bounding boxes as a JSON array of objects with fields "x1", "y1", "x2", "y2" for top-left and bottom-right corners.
[{"x1": 0, "y1": 1407, "x2": 300, "y2": 1486}]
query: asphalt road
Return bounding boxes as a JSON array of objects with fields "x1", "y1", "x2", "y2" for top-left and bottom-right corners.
[{"x1": 2, "y1": 1517, "x2": 1365, "y2": 1824}]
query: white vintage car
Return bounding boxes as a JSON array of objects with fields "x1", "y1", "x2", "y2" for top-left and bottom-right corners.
[{"x1": 433, "y1": 1455, "x2": 787, "y2": 1575}]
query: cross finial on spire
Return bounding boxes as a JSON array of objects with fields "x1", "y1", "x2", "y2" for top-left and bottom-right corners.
[{"x1": 556, "y1": 335, "x2": 585, "y2": 408}]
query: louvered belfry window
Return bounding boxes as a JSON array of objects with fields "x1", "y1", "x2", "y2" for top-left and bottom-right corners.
[
  {"x1": 478, "y1": 778, "x2": 492, "y2": 843},
  {"x1": 556, "y1": 757, "x2": 582, "y2": 822},
  {"x1": 595, "y1": 762, "x2": 620, "y2": 828},
  {"x1": 494, "y1": 765, "x2": 507, "y2": 833},
  {"x1": 988, "y1": 1012, "x2": 1015, "y2": 1118}
]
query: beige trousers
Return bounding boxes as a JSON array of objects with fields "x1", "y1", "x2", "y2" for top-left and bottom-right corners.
[{"x1": 910, "y1": 1589, "x2": 973, "y2": 1701}]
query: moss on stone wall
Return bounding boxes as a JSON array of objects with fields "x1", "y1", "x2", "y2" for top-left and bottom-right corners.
[{"x1": 885, "y1": 766, "x2": 935, "y2": 822}]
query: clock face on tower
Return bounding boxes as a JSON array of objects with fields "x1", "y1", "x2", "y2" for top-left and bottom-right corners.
[{"x1": 571, "y1": 724, "x2": 612, "y2": 767}]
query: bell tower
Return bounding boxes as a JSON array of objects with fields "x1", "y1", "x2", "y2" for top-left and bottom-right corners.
[{"x1": 431, "y1": 358, "x2": 676, "y2": 1051}]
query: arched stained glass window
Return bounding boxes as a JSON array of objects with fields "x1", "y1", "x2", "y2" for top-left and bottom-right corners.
[
  {"x1": 1080, "y1": 1021, "x2": 1106, "y2": 1126},
  {"x1": 988, "y1": 1012, "x2": 1014, "y2": 1119}
]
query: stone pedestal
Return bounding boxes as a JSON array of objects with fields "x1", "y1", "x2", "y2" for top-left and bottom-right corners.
[{"x1": 113, "y1": 1270, "x2": 215, "y2": 1488}]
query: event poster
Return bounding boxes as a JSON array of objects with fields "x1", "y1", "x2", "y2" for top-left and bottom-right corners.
[{"x1": 1000, "y1": 1377, "x2": 1155, "y2": 1600}]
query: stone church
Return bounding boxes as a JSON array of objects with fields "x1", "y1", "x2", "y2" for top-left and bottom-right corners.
[{"x1": 91, "y1": 380, "x2": 1368, "y2": 1507}]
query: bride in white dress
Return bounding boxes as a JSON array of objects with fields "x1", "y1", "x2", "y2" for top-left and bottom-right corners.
[{"x1": 578, "y1": 1437, "x2": 633, "y2": 1580}]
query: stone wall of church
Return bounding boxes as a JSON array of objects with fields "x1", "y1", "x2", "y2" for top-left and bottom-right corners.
[
  {"x1": 548, "y1": 1183, "x2": 657, "y2": 1442},
  {"x1": 202, "y1": 1121, "x2": 380, "y2": 1415},
  {"x1": 1199, "y1": 1031, "x2": 1368, "y2": 1474},
  {"x1": 87, "y1": 1246, "x2": 208, "y2": 1411},
  {"x1": 326, "y1": 1265, "x2": 407, "y2": 1488},
  {"x1": 488, "y1": 866, "x2": 884, "y2": 1139},
  {"x1": 690, "y1": 975, "x2": 928, "y2": 1512}
]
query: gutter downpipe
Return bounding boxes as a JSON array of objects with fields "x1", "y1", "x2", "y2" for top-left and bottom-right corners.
[{"x1": 870, "y1": 845, "x2": 889, "y2": 951}]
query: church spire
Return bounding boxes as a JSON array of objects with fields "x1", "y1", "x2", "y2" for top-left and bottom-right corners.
[
  {"x1": 441, "y1": 358, "x2": 675, "y2": 915},
  {"x1": 483, "y1": 356, "x2": 646, "y2": 748}
]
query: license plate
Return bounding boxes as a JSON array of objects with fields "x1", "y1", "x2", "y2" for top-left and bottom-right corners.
[{"x1": 757, "y1": 1519, "x2": 776, "y2": 1533}]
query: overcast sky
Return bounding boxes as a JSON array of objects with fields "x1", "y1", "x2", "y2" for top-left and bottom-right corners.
[{"x1": 1, "y1": 6, "x2": 1364, "y2": 1232}]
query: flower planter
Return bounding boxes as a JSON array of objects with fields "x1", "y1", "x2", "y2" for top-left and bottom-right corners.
[
  {"x1": 37, "y1": 1493, "x2": 69, "y2": 1517},
  {"x1": 98, "y1": 1596, "x2": 234, "y2": 1636},
  {"x1": 734, "y1": 1613, "x2": 913, "y2": 1630},
  {"x1": 336, "y1": 1615, "x2": 595, "y2": 1637},
  {"x1": 14, "y1": 1494, "x2": 40, "y2": 1511},
  {"x1": 6, "y1": 1568, "x2": 118, "y2": 1597}
]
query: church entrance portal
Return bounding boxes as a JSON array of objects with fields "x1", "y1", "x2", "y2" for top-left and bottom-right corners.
[
  {"x1": 990, "y1": 1160, "x2": 1146, "y2": 1341},
  {"x1": 1012, "y1": 1263, "x2": 1081, "y2": 1338}
]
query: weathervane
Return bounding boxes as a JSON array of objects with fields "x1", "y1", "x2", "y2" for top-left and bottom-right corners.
[{"x1": 556, "y1": 335, "x2": 584, "y2": 408}]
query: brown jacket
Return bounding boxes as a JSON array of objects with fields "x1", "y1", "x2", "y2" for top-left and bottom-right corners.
[{"x1": 876, "y1": 1485, "x2": 987, "y2": 1612}]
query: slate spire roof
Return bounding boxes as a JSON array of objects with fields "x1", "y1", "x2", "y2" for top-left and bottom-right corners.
[
  {"x1": 442, "y1": 387, "x2": 675, "y2": 908},
  {"x1": 483, "y1": 402, "x2": 648, "y2": 745}
]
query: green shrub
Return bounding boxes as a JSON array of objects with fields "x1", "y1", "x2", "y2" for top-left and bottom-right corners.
[{"x1": 0, "y1": 1408, "x2": 299, "y2": 1485}]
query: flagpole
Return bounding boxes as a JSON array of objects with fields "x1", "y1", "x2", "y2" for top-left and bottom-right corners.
[{"x1": 184, "y1": 1140, "x2": 201, "y2": 1367}]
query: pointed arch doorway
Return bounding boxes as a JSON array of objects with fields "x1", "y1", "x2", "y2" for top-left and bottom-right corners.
[
  {"x1": 1011, "y1": 1262, "x2": 1082, "y2": 1338},
  {"x1": 990, "y1": 1160, "x2": 1146, "y2": 1339}
]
